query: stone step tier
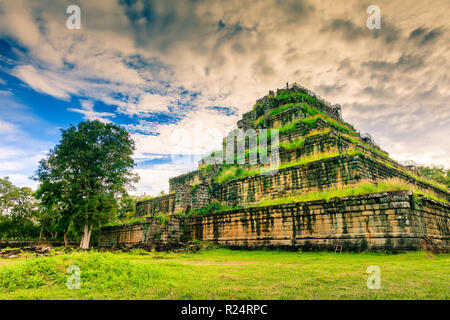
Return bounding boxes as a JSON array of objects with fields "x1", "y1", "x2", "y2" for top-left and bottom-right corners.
[
  {"x1": 100, "y1": 191, "x2": 449, "y2": 253},
  {"x1": 136, "y1": 154, "x2": 449, "y2": 217}
]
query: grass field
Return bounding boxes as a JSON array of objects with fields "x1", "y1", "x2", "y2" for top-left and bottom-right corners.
[{"x1": 0, "y1": 249, "x2": 448, "y2": 300}]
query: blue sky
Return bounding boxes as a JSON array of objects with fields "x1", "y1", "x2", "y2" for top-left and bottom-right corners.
[{"x1": 0, "y1": 0, "x2": 449, "y2": 194}]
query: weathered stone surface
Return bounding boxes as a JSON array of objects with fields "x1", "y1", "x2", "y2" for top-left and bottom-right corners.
[
  {"x1": 98, "y1": 216, "x2": 184, "y2": 247},
  {"x1": 99, "y1": 191, "x2": 449, "y2": 252},
  {"x1": 137, "y1": 154, "x2": 448, "y2": 217}
]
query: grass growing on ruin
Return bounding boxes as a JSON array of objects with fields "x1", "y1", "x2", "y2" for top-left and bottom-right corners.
[
  {"x1": 0, "y1": 249, "x2": 448, "y2": 299},
  {"x1": 256, "y1": 178, "x2": 449, "y2": 207},
  {"x1": 365, "y1": 155, "x2": 449, "y2": 192},
  {"x1": 188, "y1": 201, "x2": 236, "y2": 216},
  {"x1": 339, "y1": 133, "x2": 389, "y2": 158},
  {"x1": 278, "y1": 148, "x2": 362, "y2": 170},
  {"x1": 213, "y1": 148, "x2": 363, "y2": 184},
  {"x1": 269, "y1": 103, "x2": 294, "y2": 116},
  {"x1": 214, "y1": 165, "x2": 261, "y2": 184},
  {"x1": 279, "y1": 128, "x2": 331, "y2": 150}
]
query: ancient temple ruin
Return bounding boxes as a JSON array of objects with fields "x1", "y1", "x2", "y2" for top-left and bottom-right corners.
[{"x1": 99, "y1": 84, "x2": 449, "y2": 252}]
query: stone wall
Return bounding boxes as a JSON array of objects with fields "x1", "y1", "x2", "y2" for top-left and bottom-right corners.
[
  {"x1": 136, "y1": 183, "x2": 213, "y2": 217},
  {"x1": 136, "y1": 193, "x2": 176, "y2": 217},
  {"x1": 137, "y1": 154, "x2": 448, "y2": 217},
  {"x1": 213, "y1": 154, "x2": 360, "y2": 207},
  {"x1": 187, "y1": 191, "x2": 449, "y2": 252},
  {"x1": 267, "y1": 104, "x2": 305, "y2": 129},
  {"x1": 279, "y1": 131, "x2": 393, "y2": 166},
  {"x1": 212, "y1": 154, "x2": 449, "y2": 208},
  {"x1": 169, "y1": 170, "x2": 203, "y2": 192},
  {"x1": 100, "y1": 191, "x2": 449, "y2": 252},
  {"x1": 98, "y1": 216, "x2": 184, "y2": 247},
  {"x1": 169, "y1": 166, "x2": 220, "y2": 192}
]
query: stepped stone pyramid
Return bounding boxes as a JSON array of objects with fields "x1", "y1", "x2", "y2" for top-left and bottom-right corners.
[{"x1": 99, "y1": 83, "x2": 449, "y2": 252}]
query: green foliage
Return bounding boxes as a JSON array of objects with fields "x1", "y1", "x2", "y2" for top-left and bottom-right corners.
[
  {"x1": 279, "y1": 129, "x2": 332, "y2": 150},
  {"x1": 274, "y1": 91, "x2": 320, "y2": 106},
  {"x1": 199, "y1": 164, "x2": 212, "y2": 172},
  {"x1": 190, "y1": 201, "x2": 236, "y2": 216},
  {"x1": 368, "y1": 157, "x2": 448, "y2": 192},
  {"x1": 416, "y1": 165, "x2": 450, "y2": 189},
  {"x1": 269, "y1": 103, "x2": 294, "y2": 116},
  {"x1": 214, "y1": 165, "x2": 261, "y2": 184},
  {"x1": 244, "y1": 146, "x2": 260, "y2": 160},
  {"x1": 301, "y1": 102, "x2": 323, "y2": 116},
  {"x1": 214, "y1": 148, "x2": 364, "y2": 184},
  {"x1": 117, "y1": 196, "x2": 138, "y2": 220},
  {"x1": 255, "y1": 115, "x2": 265, "y2": 125},
  {"x1": 323, "y1": 116, "x2": 358, "y2": 136},
  {"x1": 103, "y1": 216, "x2": 146, "y2": 227},
  {"x1": 34, "y1": 120, "x2": 139, "y2": 249},
  {"x1": 1, "y1": 250, "x2": 448, "y2": 299},
  {"x1": 156, "y1": 213, "x2": 170, "y2": 226},
  {"x1": 279, "y1": 121, "x2": 298, "y2": 134},
  {"x1": 0, "y1": 252, "x2": 160, "y2": 292},
  {"x1": 278, "y1": 149, "x2": 363, "y2": 170},
  {"x1": 280, "y1": 137, "x2": 305, "y2": 150},
  {"x1": 0, "y1": 177, "x2": 40, "y2": 239},
  {"x1": 190, "y1": 183, "x2": 200, "y2": 195},
  {"x1": 301, "y1": 115, "x2": 322, "y2": 129},
  {"x1": 276, "y1": 102, "x2": 358, "y2": 138},
  {"x1": 339, "y1": 133, "x2": 389, "y2": 157},
  {"x1": 277, "y1": 114, "x2": 322, "y2": 134}
]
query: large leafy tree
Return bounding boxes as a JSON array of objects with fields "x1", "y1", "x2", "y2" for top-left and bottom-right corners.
[{"x1": 34, "y1": 121, "x2": 138, "y2": 249}]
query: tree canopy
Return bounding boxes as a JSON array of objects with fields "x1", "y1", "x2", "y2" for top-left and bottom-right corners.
[{"x1": 34, "y1": 121, "x2": 138, "y2": 249}]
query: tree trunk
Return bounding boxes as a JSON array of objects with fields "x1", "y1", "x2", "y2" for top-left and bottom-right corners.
[
  {"x1": 64, "y1": 231, "x2": 69, "y2": 248},
  {"x1": 39, "y1": 226, "x2": 44, "y2": 241},
  {"x1": 79, "y1": 223, "x2": 92, "y2": 250}
]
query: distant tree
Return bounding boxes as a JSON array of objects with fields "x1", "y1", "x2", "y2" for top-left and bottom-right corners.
[
  {"x1": 117, "y1": 196, "x2": 137, "y2": 220},
  {"x1": 116, "y1": 193, "x2": 154, "y2": 220},
  {"x1": 34, "y1": 121, "x2": 139, "y2": 249},
  {"x1": 0, "y1": 177, "x2": 16, "y2": 216},
  {"x1": 0, "y1": 177, "x2": 39, "y2": 239},
  {"x1": 417, "y1": 165, "x2": 450, "y2": 189}
]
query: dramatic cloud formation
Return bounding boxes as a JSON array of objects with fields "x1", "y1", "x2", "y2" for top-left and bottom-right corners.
[{"x1": 0, "y1": 0, "x2": 448, "y2": 194}]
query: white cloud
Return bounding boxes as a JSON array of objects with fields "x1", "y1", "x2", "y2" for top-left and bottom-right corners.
[
  {"x1": 12, "y1": 65, "x2": 80, "y2": 100},
  {"x1": 0, "y1": 120, "x2": 18, "y2": 134},
  {"x1": 132, "y1": 107, "x2": 238, "y2": 158},
  {"x1": 0, "y1": 0, "x2": 449, "y2": 196},
  {"x1": 119, "y1": 93, "x2": 174, "y2": 116},
  {"x1": 132, "y1": 163, "x2": 189, "y2": 195},
  {"x1": 2, "y1": 174, "x2": 38, "y2": 189},
  {"x1": 68, "y1": 100, "x2": 116, "y2": 123}
]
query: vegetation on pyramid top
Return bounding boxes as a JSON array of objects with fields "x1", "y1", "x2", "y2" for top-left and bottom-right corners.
[{"x1": 251, "y1": 83, "x2": 343, "y2": 122}]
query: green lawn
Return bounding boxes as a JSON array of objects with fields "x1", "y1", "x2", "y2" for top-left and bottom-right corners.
[{"x1": 0, "y1": 249, "x2": 448, "y2": 300}]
